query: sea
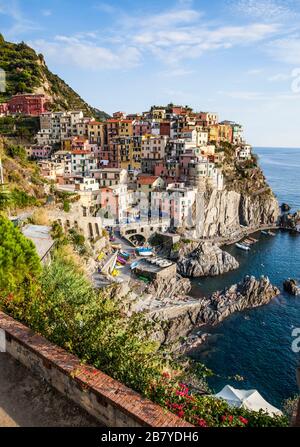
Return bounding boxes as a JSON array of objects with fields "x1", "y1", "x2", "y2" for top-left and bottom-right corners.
[{"x1": 189, "y1": 147, "x2": 300, "y2": 409}]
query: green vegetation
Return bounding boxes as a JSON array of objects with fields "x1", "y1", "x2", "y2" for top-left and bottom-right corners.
[
  {"x1": 0, "y1": 216, "x2": 41, "y2": 316},
  {"x1": 0, "y1": 34, "x2": 110, "y2": 119},
  {"x1": 0, "y1": 216, "x2": 290, "y2": 427},
  {"x1": 63, "y1": 199, "x2": 70, "y2": 212},
  {"x1": 0, "y1": 116, "x2": 39, "y2": 142},
  {"x1": 0, "y1": 140, "x2": 45, "y2": 211}
]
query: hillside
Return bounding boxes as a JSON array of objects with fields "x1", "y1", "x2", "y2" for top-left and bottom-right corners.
[
  {"x1": 0, "y1": 137, "x2": 47, "y2": 211},
  {"x1": 0, "y1": 34, "x2": 110, "y2": 120}
]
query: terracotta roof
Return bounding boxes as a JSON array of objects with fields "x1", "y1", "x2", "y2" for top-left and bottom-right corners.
[
  {"x1": 137, "y1": 175, "x2": 160, "y2": 185},
  {"x1": 71, "y1": 150, "x2": 91, "y2": 155}
]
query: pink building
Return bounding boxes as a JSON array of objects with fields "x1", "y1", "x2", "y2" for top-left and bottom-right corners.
[
  {"x1": 133, "y1": 121, "x2": 151, "y2": 136},
  {"x1": 0, "y1": 102, "x2": 8, "y2": 115},
  {"x1": 31, "y1": 145, "x2": 52, "y2": 159},
  {"x1": 8, "y1": 94, "x2": 48, "y2": 116}
]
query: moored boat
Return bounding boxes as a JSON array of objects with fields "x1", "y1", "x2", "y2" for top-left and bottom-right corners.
[{"x1": 236, "y1": 242, "x2": 250, "y2": 251}]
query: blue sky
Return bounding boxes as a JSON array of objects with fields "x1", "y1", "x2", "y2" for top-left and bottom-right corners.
[{"x1": 1, "y1": 0, "x2": 300, "y2": 147}]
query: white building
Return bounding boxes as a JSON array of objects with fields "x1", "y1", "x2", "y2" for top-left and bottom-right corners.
[
  {"x1": 236, "y1": 145, "x2": 252, "y2": 160},
  {"x1": 151, "y1": 183, "x2": 197, "y2": 228}
]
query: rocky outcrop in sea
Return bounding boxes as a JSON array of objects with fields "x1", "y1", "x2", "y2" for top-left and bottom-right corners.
[
  {"x1": 283, "y1": 279, "x2": 299, "y2": 296},
  {"x1": 280, "y1": 210, "x2": 300, "y2": 231},
  {"x1": 197, "y1": 275, "x2": 280, "y2": 326},
  {"x1": 150, "y1": 275, "x2": 280, "y2": 346},
  {"x1": 176, "y1": 242, "x2": 239, "y2": 277}
]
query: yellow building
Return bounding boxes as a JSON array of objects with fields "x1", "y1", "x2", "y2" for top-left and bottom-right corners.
[
  {"x1": 88, "y1": 121, "x2": 104, "y2": 144},
  {"x1": 208, "y1": 124, "x2": 233, "y2": 144},
  {"x1": 118, "y1": 120, "x2": 133, "y2": 137}
]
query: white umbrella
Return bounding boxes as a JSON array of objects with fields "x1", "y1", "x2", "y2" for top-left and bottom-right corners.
[{"x1": 214, "y1": 385, "x2": 282, "y2": 416}]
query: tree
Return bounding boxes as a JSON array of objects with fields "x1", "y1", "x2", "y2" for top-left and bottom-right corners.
[{"x1": 0, "y1": 216, "x2": 41, "y2": 316}]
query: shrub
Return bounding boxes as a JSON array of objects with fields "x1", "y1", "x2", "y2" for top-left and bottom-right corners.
[
  {"x1": 0, "y1": 216, "x2": 42, "y2": 317},
  {"x1": 31, "y1": 209, "x2": 49, "y2": 226},
  {"x1": 63, "y1": 200, "x2": 70, "y2": 212},
  {"x1": 149, "y1": 374, "x2": 288, "y2": 427}
]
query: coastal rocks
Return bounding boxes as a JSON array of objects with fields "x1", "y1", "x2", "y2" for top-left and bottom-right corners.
[
  {"x1": 194, "y1": 189, "x2": 241, "y2": 239},
  {"x1": 148, "y1": 275, "x2": 279, "y2": 346},
  {"x1": 281, "y1": 203, "x2": 291, "y2": 212},
  {"x1": 145, "y1": 275, "x2": 191, "y2": 300},
  {"x1": 198, "y1": 275, "x2": 280, "y2": 326},
  {"x1": 177, "y1": 242, "x2": 239, "y2": 277},
  {"x1": 191, "y1": 189, "x2": 279, "y2": 240},
  {"x1": 239, "y1": 194, "x2": 279, "y2": 228},
  {"x1": 283, "y1": 279, "x2": 299, "y2": 296},
  {"x1": 280, "y1": 211, "x2": 300, "y2": 231}
]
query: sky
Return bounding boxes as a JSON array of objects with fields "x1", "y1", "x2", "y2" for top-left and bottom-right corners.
[{"x1": 1, "y1": 0, "x2": 300, "y2": 147}]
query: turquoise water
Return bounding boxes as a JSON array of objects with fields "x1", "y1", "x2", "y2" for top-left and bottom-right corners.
[{"x1": 190, "y1": 147, "x2": 300, "y2": 408}]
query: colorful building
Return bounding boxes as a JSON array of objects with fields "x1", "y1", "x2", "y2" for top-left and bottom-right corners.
[{"x1": 8, "y1": 93, "x2": 48, "y2": 116}]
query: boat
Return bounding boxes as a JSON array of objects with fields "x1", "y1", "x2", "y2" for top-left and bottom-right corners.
[
  {"x1": 117, "y1": 257, "x2": 126, "y2": 265},
  {"x1": 120, "y1": 251, "x2": 130, "y2": 259},
  {"x1": 261, "y1": 230, "x2": 269, "y2": 236},
  {"x1": 137, "y1": 249, "x2": 152, "y2": 254},
  {"x1": 130, "y1": 261, "x2": 140, "y2": 270},
  {"x1": 159, "y1": 261, "x2": 173, "y2": 268},
  {"x1": 236, "y1": 242, "x2": 250, "y2": 251},
  {"x1": 139, "y1": 251, "x2": 153, "y2": 257},
  {"x1": 111, "y1": 243, "x2": 122, "y2": 249},
  {"x1": 138, "y1": 275, "x2": 150, "y2": 284},
  {"x1": 268, "y1": 231, "x2": 276, "y2": 236}
]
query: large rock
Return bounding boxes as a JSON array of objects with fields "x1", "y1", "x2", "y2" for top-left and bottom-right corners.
[
  {"x1": 198, "y1": 275, "x2": 280, "y2": 325},
  {"x1": 177, "y1": 242, "x2": 239, "y2": 277},
  {"x1": 283, "y1": 279, "x2": 299, "y2": 296},
  {"x1": 149, "y1": 275, "x2": 279, "y2": 346},
  {"x1": 191, "y1": 189, "x2": 279, "y2": 239}
]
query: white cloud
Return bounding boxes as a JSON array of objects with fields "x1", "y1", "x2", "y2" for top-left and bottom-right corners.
[
  {"x1": 267, "y1": 36, "x2": 300, "y2": 65},
  {"x1": 132, "y1": 22, "x2": 278, "y2": 65},
  {"x1": 233, "y1": 0, "x2": 297, "y2": 21},
  {"x1": 0, "y1": 0, "x2": 41, "y2": 36},
  {"x1": 160, "y1": 68, "x2": 195, "y2": 77},
  {"x1": 268, "y1": 72, "x2": 292, "y2": 81},
  {"x1": 31, "y1": 37, "x2": 141, "y2": 70},
  {"x1": 218, "y1": 89, "x2": 300, "y2": 101},
  {"x1": 247, "y1": 68, "x2": 264, "y2": 75},
  {"x1": 42, "y1": 9, "x2": 52, "y2": 17},
  {"x1": 94, "y1": 2, "x2": 117, "y2": 14}
]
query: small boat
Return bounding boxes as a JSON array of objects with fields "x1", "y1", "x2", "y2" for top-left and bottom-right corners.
[
  {"x1": 138, "y1": 275, "x2": 150, "y2": 284},
  {"x1": 117, "y1": 257, "x2": 126, "y2": 265},
  {"x1": 130, "y1": 261, "x2": 140, "y2": 270},
  {"x1": 236, "y1": 242, "x2": 250, "y2": 251},
  {"x1": 111, "y1": 243, "x2": 122, "y2": 249},
  {"x1": 268, "y1": 231, "x2": 276, "y2": 236},
  {"x1": 160, "y1": 261, "x2": 173, "y2": 268},
  {"x1": 139, "y1": 251, "x2": 153, "y2": 257},
  {"x1": 137, "y1": 248, "x2": 152, "y2": 253},
  {"x1": 248, "y1": 237, "x2": 258, "y2": 243},
  {"x1": 261, "y1": 230, "x2": 269, "y2": 236},
  {"x1": 120, "y1": 251, "x2": 130, "y2": 259}
]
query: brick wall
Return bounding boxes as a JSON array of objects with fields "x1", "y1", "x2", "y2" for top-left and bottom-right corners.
[{"x1": 0, "y1": 311, "x2": 192, "y2": 427}]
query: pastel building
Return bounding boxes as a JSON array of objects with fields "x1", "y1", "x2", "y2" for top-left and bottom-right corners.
[
  {"x1": 8, "y1": 94, "x2": 48, "y2": 116},
  {"x1": 142, "y1": 135, "x2": 169, "y2": 160}
]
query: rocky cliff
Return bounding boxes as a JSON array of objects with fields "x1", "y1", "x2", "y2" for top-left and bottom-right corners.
[
  {"x1": 191, "y1": 188, "x2": 279, "y2": 240},
  {"x1": 176, "y1": 242, "x2": 239, "y2": 277},
  {"x1": 150, "y1": 275, "x2": 280, "y2": 346},
  {"x1": 197, "y1": 275, "x2": 280, "y2": 326}
]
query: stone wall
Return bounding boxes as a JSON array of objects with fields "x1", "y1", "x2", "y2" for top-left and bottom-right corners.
[{"x1": 0, "y1": 311, "x2": 192, "y2": 427}]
